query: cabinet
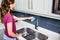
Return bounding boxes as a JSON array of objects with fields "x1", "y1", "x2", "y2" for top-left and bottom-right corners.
[
  {"x1": 14, "y1": 0, "x2": 37, "y2": 12},
  {"x1": 32, "y1": 0, "x2": 53, "y2": 14},
  {"x1": 14, "y1": 0, "x2": 29, "y2": 11},
  {"x1": 14, "y1": 0, "x2": 52, "y2": 14},
  {"x1": 31, "y1": 0, "x2": 44, "y2": 13},
  {"x1": 14, "y1": 0, "x2": 60, "y2": 20}
]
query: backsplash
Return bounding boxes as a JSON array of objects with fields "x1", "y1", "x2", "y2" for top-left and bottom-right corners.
[{"x1": 12, "y1": 11, "x2": 60, "y2": 34}]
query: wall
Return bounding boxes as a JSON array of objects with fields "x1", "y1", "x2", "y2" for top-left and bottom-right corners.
[{"x1": 12, "y1": 11, "x2": 60, "y2": 34}]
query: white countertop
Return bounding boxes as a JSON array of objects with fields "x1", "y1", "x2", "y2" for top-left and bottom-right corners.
[
  {"x1": 16, "y1": 21, "x2": 35, "y2": 30},
  {"x1": 0, "y1": 21, "x2": 60, "y2": 40}
]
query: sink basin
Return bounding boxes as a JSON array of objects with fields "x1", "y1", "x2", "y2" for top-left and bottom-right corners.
[{"x1": 16, "y1": 28, "x2": 48, "y2": 40}]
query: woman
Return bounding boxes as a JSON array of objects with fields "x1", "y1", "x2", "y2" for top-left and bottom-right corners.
[{"x1": 0, "y1": 0, "x2": 32, "y2": 40}]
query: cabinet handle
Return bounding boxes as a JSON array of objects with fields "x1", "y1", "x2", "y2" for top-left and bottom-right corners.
[
  {"x1": 28, "y1": 0, "x2": 30, "y2": 9},
  {"x1": 31, "y1": 0, "x2": 33, "y2": 9},
  {"x1": 28, "y1": 0, "x2": 33, "y2": 9}
]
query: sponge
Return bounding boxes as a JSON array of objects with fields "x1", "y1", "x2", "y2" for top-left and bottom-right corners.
[{"x1": 31, "y1": 16, "x2": 35, "y2": 22}]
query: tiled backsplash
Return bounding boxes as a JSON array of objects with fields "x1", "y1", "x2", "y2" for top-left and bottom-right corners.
[{"x1": 12, "y1": 11, "x2": 60, "y2": 34}]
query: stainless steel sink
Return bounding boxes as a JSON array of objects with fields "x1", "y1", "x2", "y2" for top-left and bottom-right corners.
[{"x1": 16, "y1": 28, "x2": 48, "y2": 40}]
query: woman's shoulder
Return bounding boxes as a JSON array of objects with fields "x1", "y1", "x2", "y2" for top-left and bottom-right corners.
[
  {"x1": 4, "y1": 12, "x2": 12, "y2": 18},
  {"x1": 6, "y1": 12, "x2": 12, "y2": 16},
  {"x1": 3, "y1": 12, "x2": 12, "y2": 20},
  {"x1": 3, "y1": 12, "x2": 13, "y2": 22}
]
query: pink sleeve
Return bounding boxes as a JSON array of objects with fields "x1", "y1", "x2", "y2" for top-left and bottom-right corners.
[{"x1": 6, "y1": 14, "x2": 13, "y2": 23}]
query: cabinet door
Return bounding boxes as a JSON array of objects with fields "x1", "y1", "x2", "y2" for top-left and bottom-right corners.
[
  {"x1": 31, "y1": 0, "x2": 52, "y2": 14},
  {"x1": 31, "y1": 0, "x2": 44, "y2": 13},
  {"x1": 14, "y1": 0, "x2": 28, "y2": 11}
]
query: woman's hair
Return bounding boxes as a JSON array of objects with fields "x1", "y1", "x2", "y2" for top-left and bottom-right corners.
[{"x1": 0, "y1": 0, "x2": 15, "y2": 22}]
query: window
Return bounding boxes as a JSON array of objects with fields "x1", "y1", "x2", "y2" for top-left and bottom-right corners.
[{"x1": 52, "y1": 0, "x2": 60, "y2": 14}]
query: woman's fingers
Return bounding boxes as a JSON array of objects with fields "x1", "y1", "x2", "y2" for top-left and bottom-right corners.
[{"x1": 18, "y1": 33, "x2": 23, "y2": 37}]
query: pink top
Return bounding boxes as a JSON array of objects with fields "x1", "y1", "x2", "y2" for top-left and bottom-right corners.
[{"x1": 3, "y1": 12, "x2": 16, "y2": 38}]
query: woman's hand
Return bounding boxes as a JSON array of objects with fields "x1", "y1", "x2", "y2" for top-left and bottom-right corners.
[
  {"x1": 17, "y1": 33, "x2": 23, "y2": 38},
  {"x1": 18, "y1": 33, "x2": 23, "y2": 37},
  {"x1": 17, "y1": 33, "x2": 26, "y2": 40}
]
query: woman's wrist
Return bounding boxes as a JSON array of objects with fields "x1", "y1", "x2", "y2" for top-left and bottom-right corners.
[
  {"x1": 27, "y1": 17, "x2": 32, "y2": 20},
  {"x1": 16, "y1": 33, "x2": 19, "y2": 38},
  {"x1": 16, "y1": 33, "x2": 23, "y2": 38}
]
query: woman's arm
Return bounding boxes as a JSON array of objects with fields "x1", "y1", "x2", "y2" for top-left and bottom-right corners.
[
  {"x1": 13, "y1": 15, "x2": 32, "y2": 21},
  {"x1": 7, "y1": 22, "x2": 22, "y2": 38}
]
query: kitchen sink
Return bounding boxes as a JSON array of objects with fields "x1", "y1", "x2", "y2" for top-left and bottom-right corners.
[{"x1": 16, "y1": 28, "x2": 48, "y2": 40}]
